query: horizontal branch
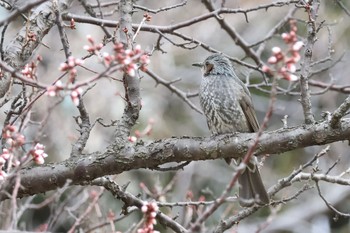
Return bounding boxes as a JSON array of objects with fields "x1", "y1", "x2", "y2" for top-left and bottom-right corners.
[
  {"x1": 63, "y1": 1, "x2": 299, "y2": 34},
  {"x1": 1, "y1": 118, "x2": 350, "y2": 200}
]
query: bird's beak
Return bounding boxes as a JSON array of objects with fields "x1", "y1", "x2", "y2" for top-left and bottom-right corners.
[{"x1": 192, "y1": 62, "x2": 203, "y2": 68}]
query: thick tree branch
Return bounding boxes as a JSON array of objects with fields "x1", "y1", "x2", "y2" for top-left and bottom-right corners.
[{"x1": 1, "y1": 118, "x2": 350, "y2": 200}]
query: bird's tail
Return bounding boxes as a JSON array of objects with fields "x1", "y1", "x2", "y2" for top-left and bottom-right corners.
[{"x1": 237, "y1": 159, "x2": 269, "y2": 207}]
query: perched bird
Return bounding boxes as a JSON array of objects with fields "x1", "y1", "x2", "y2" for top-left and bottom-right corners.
[{"x1": 193, "y1": 54, "x2": 269, "y2": 207}]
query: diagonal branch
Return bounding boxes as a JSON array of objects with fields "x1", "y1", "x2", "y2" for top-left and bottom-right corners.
[{"x1": 330, "y1": 95, "x2": 350, "y2": 128}]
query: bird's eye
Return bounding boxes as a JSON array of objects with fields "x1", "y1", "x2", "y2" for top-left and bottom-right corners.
[{"x1": 205, "y1": 62, "x2": 213, "y2": 74}]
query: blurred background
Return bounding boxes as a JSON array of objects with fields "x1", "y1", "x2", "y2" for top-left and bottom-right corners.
[{"x1": 1, "y1": 0, "x2": 350, "y2": 232}]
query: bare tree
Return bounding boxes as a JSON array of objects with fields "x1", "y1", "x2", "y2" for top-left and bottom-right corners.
[{"x1": 0, "y1": 0, "x2": 349, "y2": 232}]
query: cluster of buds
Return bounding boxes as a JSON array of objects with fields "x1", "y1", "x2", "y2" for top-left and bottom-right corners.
[
  {"x1": 138, "y1": 202, "x2": 159, "y2": 233},
  {"x1": 1, "y1": 125, "x2": 49, "y2": 170},
  {"x1": 262, "y1": 20, "x2": 303, "y2": 81},
  {"x1": 21, "y1": 55, "x2": 42, "y2": 80},
  {"x1": 28, "y1": 143, "x2": 48, "y2": 165},
  {"x1": 83, "y1": 35, "x2": 103, "y2": 54},
  {"x1": 46, "y1": 56, "x2": 85, "y2": 106},
  {"x1": 59, "y1": 56, "x2": 84, "y2": 83},
  {"x1": 46, "y1": 80, "x2": 83, "y2": 106},
  {"x1": 2, "y1": 125, "x2": 24, "y2": 172},
  {"x1": 70, "y1": 87, "x2": 83, "y2": 106},
  {"x1": 103, "y1": 43, "x2": 150, "y2": 77},
  {"x1": 46, "y1": 80, "x2": 64, "y2": 97},
  {"x1": 128, "y1": 118, "x2": 154, "y2": 143},
  {"x1": 21, "y1": 63, "x2": 36, "y2": 79},
  {"x1": 2, "y1": 125, "x2": 25, "y2": 148},
  {"x1": 0, "y1": 126, "x2": 49, "y2": 180},
  {"x1": 143, "y1": 13, "x2": 152, "y2": 22}
]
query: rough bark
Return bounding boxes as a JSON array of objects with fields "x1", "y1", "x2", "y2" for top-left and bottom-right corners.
[{"x1": 1, "y1": 118, "x2": 350, "y2": 200}]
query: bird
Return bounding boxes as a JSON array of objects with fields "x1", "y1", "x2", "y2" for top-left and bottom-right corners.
[{"x1": 193, "y1": 53, "x2": 269, "y2": 207}]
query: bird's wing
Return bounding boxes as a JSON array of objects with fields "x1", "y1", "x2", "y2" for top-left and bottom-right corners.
[{"x1": 239, "y1": 93, "x2": 260, "y2": 132}]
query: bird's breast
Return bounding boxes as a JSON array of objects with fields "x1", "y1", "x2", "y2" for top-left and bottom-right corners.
[{"x1": 199, "y1": 76, "x2": 250, "y2": 134}]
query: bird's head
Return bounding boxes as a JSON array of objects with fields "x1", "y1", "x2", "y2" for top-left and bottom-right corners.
[{"x1": 192, "y1": 54, "x2": 233, "y2": 76}]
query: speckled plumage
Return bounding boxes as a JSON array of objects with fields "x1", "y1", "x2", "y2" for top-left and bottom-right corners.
[{"x1": 195, "y1": 54, "x2": 269, "y2": 207}]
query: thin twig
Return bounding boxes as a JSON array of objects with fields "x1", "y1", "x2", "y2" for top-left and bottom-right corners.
[
  {"x1": 133, "y1": 1, "x2": 187, "y2": 14},
  {"x1": 67, "y1": 187, "x2": 105, "y2": 233},
  {"x1": 53, "y1": 0, "x2": 71, "y2": 59},
  {"x1": 315, "y1": 181, "x2": 350, "y2": 217},
  {"x1": 145, "y1": 69, "x2": 203, "y2": 114}
]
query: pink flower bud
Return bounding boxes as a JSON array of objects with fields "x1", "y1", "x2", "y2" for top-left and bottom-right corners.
[
  {"x1": 87, "y1": 35, "x2": 94, "y2": 44},
  {"x1": 134, "y1": 44, "x2": 141, "y2": 53},
  {"x1": 281, "y1": 33, "x2": 289, "y2": 40},
  {"x1": 128, "y1": 136, "x2": 137, "y2": 143},
  {"x1": 262, "y1": 65, "x2": 271, "y2": 73},
  {"x1": 150, "y1": 212, "x2": 157, "y2": 218},
  {"x1": 35, "y1": 156, "x2": 45, "y2": 165},
  {"x1": 140, "y1": 55, "x2": 150, "y2": 64},
  {"x1": 75, "y1": 59, "x2": 84, "y2": 66},
  {"x1": 292, "y1": 41, "x2": 304, "y2": 51},
  {"x1": 0, "y1": 171, "x2": 8, "y2": 180},
  {"x1": 125, "y1": 49, "x2": 132, "y2": 55},
  {"x1": 123, "y1": 57, "x2": 131, "y2": 65},
  {"x1": 272, "y1": 47, "x2": 281, "y2": 54},
  {"x1": 127, "y1": 68, "x2": 136, "y2": 77},
  {"x1": 1, "y1": 149, "x2": 10, "y2": 159},
  {"x1": 268, "y1": 56, "x2": 277, "y2": 64},
  {"x1": 54, "y1": 80, "x2": 61, "y2": 87},
  {"x1": 151, "y1": 202, "x2": 159, "y2": 211},
  {"x1": 287, "y1": 63, "x2": 296, "y2": 73},
  {"x1": 71, "y1": 90, "x2": 80, "y2": 106},
  {"x1": 6, "y1": 138, "x2": 13, "y2": 146},
  {"x1": 83, "y1": 45, "x2": 90, "y2": 51},
  {"x1": 288, "y1": 74, "x2": 299, "y2": 81},
  {"x1": 293, "y1": 52, "x2": 301, "y2": 62},
  {"x1": 141, "y1": 204, "x2": 148, "y2": 212},
  {"x1": 34, "y1": 143, "x2": 44, "y2": 150},
  {"x1": 68, "y1": 56, "x2": 75, "y2": 67},
  {"x1": 59, "y1": 63, "x2": 68, "y2": 71}
]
